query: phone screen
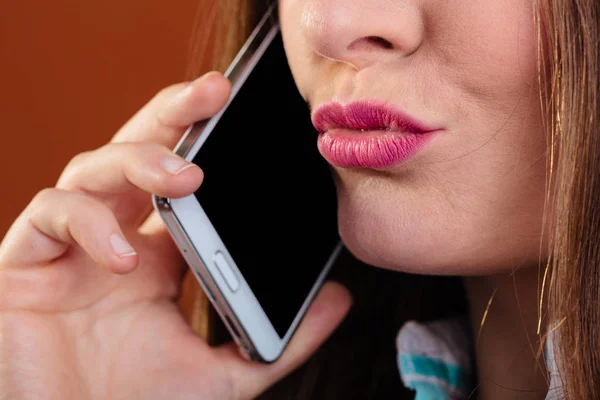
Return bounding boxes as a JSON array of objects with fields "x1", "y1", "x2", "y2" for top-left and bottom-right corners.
[{"x1": 192, "y1": 31, "x2": 339, "y2": 338}]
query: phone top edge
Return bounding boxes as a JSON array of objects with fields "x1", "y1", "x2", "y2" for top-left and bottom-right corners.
[
  {"x1": 224, "y1": 2, "x2": 279, "y2": 79},
  {"x1": 172, "y1": 5, "x2": 279, "y2": 161}
]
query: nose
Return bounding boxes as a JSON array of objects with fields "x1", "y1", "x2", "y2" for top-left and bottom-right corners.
[{"x1": 299, "y1": 0, "x2": 424, "y2": 70}]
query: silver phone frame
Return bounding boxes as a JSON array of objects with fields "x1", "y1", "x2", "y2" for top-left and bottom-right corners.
[{"x1": 152, "y1": 3, "x2": 342, "y2": 363}]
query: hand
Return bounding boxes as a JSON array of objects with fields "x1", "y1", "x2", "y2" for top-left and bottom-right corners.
[{"x1": 0, "y1": 71, "x2": 352, "y2": 400}]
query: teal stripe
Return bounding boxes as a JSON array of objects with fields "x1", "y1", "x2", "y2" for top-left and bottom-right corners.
[
  {"x1": 410, "y1": 381, "x2": 452, "y2": 400},
  {"x1": 398, "y1": 354, "x2": 471, "y2": 394}
]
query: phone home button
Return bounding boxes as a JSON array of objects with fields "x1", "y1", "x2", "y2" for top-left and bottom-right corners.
[{"x1": 213, "y1": 251, "x2": 240, "y2": 292}]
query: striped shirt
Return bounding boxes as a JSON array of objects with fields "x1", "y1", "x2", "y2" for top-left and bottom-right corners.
[{"x1": 396, "y1": 317, "x2": 563, "y2": 399}]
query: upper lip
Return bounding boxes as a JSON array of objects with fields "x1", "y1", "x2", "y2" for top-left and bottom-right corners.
[{"x1": 311, "y1": 100, "x2": 437, "y2": 134}]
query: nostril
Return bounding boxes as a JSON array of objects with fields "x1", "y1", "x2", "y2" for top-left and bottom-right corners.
[
  {"x1": 365, "y1": 36, "x2": 394, "y2": 50},
  {"x1": 347, "y1": 36, "x2": 394, "y2": 52}
]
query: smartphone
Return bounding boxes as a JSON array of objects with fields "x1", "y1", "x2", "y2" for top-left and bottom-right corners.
[{"x1": 152, "y1": 4, "x2": 341, "y2": 363}]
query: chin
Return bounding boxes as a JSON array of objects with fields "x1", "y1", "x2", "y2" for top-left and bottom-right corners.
[
  {"x1": 336, "y1": 206, "x2": 432, "y2": 274},
  {"x1": 334, "y1": 184, "x2": 455, "y2": 275},
  {"x1": 337, "y1": 220, "x2": 444, "y2": 275},
  {"x1": 336, "y1": 211, "x2": 538, "y2": 277},
  {"x1": 332, "y1": 172, "x2": 547, "y2": 277}
]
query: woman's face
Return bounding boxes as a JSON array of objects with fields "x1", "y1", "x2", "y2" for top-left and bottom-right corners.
[{"x1": 278, "y1": 0, "x2": 548, "y2": 275}]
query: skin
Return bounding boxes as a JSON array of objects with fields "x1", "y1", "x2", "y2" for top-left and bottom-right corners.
[
  {"x1": 278, "y1": 0, "x2": 550, "y2": 397},
  {"x1": 279, "y1": 0, "x2": 548, "y2": 276},
  {"x1": 0, "y1": 0, "x2": 552, "y2": 398}
]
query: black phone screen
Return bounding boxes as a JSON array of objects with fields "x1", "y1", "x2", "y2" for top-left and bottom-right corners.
[{"x1": 192, "y1": 31, "x2": 339, "y2": 338}]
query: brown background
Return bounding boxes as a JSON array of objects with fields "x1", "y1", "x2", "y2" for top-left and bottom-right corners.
[{"x1": 0, "y1": 0, "x2": 211, "y2": 237}]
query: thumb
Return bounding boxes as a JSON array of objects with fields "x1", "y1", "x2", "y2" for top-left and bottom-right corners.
[{"x1": 215, "y1": 281, "x2": 352, "y2": 400}]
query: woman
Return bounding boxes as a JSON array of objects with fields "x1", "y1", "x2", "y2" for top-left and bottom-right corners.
[{"x1": 1, "y1": 0, "x2": 597, "y2": 398}]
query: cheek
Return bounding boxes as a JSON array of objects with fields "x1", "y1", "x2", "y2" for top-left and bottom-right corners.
[
  {"x1": 278, "y1": 0, "x2": 310, "y2": 89},
  {"x1": 335, "y1": 134, "x2": 549, "y2": 276},
  {"x1": 428, "y1": 0, "x2": 539, "y2": 88}
]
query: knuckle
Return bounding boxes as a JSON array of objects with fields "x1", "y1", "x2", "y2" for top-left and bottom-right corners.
[
  {"x1": 65, "y1": 150, "x2": 92, "y2": 171},
  {"x1": 58, "y1": 150, "x2": 93, "y2": 185},
  {"x1": 60, "y1": 193, "x2": 111, "y2": 233},
  {"x1": 32, "y1": 189, "x2": 106, "y2": 225},
  {"x1": 31, "y1": 187, "x2": 58, "y2": 205},
  {"x1": 26, "y1": 188, "x2": 59, "y2": 226},
  {"x1": 27, "y1": 188, "x2": 70, "y2": 232}
]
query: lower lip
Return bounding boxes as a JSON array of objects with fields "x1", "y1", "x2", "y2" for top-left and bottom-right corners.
[{"x1": 317, "y1": 129, "x2": 440, "y2": 169}]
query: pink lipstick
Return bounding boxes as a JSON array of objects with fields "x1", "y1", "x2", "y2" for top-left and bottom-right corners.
[{"x1": 311, "y1": 100, "x2": 442, "y2": 169}]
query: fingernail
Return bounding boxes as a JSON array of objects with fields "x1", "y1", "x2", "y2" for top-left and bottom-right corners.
[
  {"x1": 110, "y1": 233, "x2": 137, "y2": 257},
  {"x1": 161, "y1": 156, "x2": 196, "y2": 175}
]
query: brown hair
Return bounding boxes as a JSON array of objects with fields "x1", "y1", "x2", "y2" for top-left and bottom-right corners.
[
  {"x1": 539, "y1": 0, "x2": 600, "y2": 399},
  {"x1": 180, "y1": 0, "x2": 600, "y2": 398}
]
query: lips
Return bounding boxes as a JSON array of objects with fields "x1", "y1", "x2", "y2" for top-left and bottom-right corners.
[{"x1": 311, "y1": 100, "x2": 441, "y2": 169}]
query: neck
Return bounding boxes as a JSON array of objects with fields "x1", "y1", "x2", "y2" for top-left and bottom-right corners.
[{"x1": 464, "y1": 267, "x2": 549, "y2": 400}]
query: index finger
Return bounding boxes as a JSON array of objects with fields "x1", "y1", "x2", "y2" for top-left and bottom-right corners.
[{"x1": 111, "y1": 71, "x2": 231, "y2": 148}]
